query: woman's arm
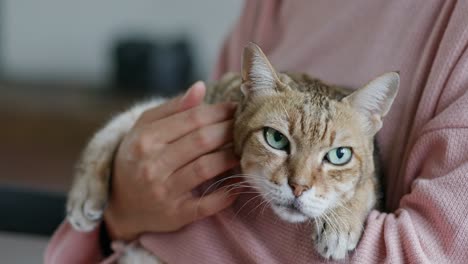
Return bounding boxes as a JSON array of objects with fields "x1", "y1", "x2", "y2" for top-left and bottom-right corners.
[{"x1": 45, "y1": 83, "x2": 239, "y2": 263}]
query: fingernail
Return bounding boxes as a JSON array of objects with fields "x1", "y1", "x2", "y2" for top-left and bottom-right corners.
[
  {"x1": 182, "y1": 81, "x2": 204, "y2": 101},
  {"x1": 193, "y1": 80, "x2": 204, "y2": 87}
]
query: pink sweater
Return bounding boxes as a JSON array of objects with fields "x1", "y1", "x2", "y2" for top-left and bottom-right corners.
[{"x1": 45, "y1": 1, "x2": 468, "y2": 263}]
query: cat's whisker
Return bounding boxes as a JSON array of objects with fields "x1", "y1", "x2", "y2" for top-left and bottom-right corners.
[
  {"x1": 316, "y1": 216, "x2": 328, "y2": 243},
  {"x1": 225, "y1": 189, "x2": 259, "y2": 195},
  {"x1": 221, "y1": 183, "x2": 252, "y2": 192},
  {"x1": 198, "y1": 177, "x2": 239, "y2": 200},
  {"x1": 247, "y1": 191, "x2": 274, "y2": 216},
  {"x1": 195, "y1": 181, "x2": 261, "y2": 219},
  {"x1": 305, "y1": 219, "x2": 314, "y2": 233},
  {"x1": 227, "y1": 192, "x2": 264, "y2": 198},
  {"x1": 201, "y1": 173, "x2": 260, "y2": 189},
  {"x1": 312, "y1": 217, "x2": 320, "y2": 240},
  {"x1": 232, "y1": 194, "x2": 264, "y2": 219},
  {"x1": 321, "y1": 213, "x2": 339, "y2": 241},
  {"x1": 222, "y1": 181, "x2": 265, "y2": 195},
  {"x1": 224, "y1": 184, "x2": 262, "y2": 195},
  {"x1": 331, "y1": 201, "x2": 365, "y2": 259},
  {"x1": 226, "y1": 173, "x2": 265, "y2": 181},
  {"x1": 335, "y1": 198, "x2": 355, "y2": 214},
  {"x1": 260, "y1": 199, "x2": 272, "y2": 216},
  {"x1": 246, "y1": 191, "x2": 276, "y2": 217},
  {"x1": 328, "y1": 210, "x2": 347, "y2": 233},
  {"x1": 325, "y1": 212, "x2": 340, "y2": 235},
  {"x1": 245, "y1": 197, "x2": 272, "y2": 217},
  {"x1": 197, "y1": 173, "x2": 265, "y2": 202},
  {"x1": 335, "y1": 200, "x2": 365, "y2": 232}
]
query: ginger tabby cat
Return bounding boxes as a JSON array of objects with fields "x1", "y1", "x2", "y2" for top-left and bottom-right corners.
[{"x1": 67, "y1": 43, "x2": 399, "y2": 262}]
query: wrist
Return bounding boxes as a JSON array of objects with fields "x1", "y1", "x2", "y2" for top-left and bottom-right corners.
[
  {"x1": 105, "y1": 156, "x2": 139, "y2": 241},
  {"x1": 104, "y1": 207, "x2": 138, "y2": 242}
]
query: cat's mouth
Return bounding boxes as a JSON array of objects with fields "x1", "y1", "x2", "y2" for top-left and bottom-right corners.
[
  {"x1": 272, "y1": 202, "x2": 309, "y2": 222},
  {"x1": 276, "y1": 203, "x2": 301, "y2": 213}
]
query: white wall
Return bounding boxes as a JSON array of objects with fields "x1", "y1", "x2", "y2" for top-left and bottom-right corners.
[{"x1": 1, "y1": 0, "x2": 243, "y2": 87}]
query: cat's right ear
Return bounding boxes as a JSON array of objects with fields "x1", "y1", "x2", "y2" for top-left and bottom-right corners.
[
  {"x1": 344, "y1": 72, "x2": 400, "y2": 134},
  {"x1": 241, "y1": 42, "x2": 282, "y2": 97}
]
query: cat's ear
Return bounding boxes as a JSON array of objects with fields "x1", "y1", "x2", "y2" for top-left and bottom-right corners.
[
  {"x1": 241, "y1": 42, "x2": 282, "y2": 97},
  {"x1": 344, "y1": 72, "x2": 400, "y2": 133}
]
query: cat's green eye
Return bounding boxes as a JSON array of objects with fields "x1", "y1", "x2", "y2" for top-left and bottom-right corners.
[
  {"x1": 325, "y1": 147, "x2": 352, "y2": 165},
  {"x1": 264, "y1": 127, "x2": 289, "y2": 151}
]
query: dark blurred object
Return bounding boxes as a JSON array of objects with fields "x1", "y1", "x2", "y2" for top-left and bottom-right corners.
[
  {"x1": 0, "y1": 186, "x2": 65, "y2": 236},
  {"x1": 113, "y1": 37, "x2": 194, "y2": 96}
]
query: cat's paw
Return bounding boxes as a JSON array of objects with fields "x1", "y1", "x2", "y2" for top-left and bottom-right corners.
[
  {"x1": 312, "y1": 220, "x2": 362, "y2": 260},
  {"x1": 65, "y1": 97, "x2": 150, "y2": 232},
  {"x1": 117, "y1": 244, "x2": 164, "y2": 264},
  {"x1": 66, "y1": 166, "x2": 109, "y2": 232}
]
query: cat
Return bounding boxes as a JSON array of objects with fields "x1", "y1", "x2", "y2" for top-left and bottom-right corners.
[{"x1": 66, "y1": 42, "x2": 399, "y2": 263}]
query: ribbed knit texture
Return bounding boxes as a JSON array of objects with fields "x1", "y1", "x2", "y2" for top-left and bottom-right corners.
[{"x1": 45, "y1": 1, "x2": 468, "y2": 263}]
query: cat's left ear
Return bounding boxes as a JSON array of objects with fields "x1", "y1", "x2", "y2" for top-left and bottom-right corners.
[
  {"x1": 241, "y1": 42, "x2": 283, "y2": 97},
  {"x1": 344, "y1": 72, "x2": 400, "y2": 133}
]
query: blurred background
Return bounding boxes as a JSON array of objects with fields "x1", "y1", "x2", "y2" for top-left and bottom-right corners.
[{"x1": 0, "y1": 1, "x2": 243, "y2": 262}]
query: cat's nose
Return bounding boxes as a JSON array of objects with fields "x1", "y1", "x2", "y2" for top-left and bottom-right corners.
[{"x1": 289, "y1": 183, "x2": 309, "y2": 197}]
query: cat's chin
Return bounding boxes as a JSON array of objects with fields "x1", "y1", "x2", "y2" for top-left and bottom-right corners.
[{"x1": 271, "y1": 204, "x2": 309, "y2": 223}]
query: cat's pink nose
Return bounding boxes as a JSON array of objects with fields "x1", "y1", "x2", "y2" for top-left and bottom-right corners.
[{"x1": 289, "y1": 183, "x2": 309, "y2": 197}]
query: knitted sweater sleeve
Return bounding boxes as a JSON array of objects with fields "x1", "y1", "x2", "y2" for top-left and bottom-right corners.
[{"x1": 213, "y1": 1, "x2": 468, "y2": 263}]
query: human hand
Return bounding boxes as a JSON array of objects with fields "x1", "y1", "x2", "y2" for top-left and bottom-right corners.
[{"x1": 104, "y1": 82, "x2": 240, "y2": 241}]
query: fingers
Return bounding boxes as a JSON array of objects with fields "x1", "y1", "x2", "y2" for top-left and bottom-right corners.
[
  {"x1": 150, "y1": 103, "x2": 236, "y2": 143},
  {"x1": 180, "y1": 188, "x2": 239, "y2": 223},
  {"x1": 158, "y1": 120, "x2": 234, "y2": 176},
  {"x1": 178, "y1": 81, "x2": 206, "y2": 110},
  {"x1": 168, "y1": 149, "x2": 239, "y2": 195},
  {"x1": 136, "y1": 81, "x2": 206, "y2": 126}
]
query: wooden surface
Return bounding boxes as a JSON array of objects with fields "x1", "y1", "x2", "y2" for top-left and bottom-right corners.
[{"x1": 0, "y1": 84, "x2": 139, "y2": 192}]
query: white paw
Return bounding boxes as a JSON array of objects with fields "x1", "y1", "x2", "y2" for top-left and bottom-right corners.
[
  {"x1": 66, "y1": 169, "x2": 109, "y2": 232},
  {"x1": 65, "y1": 100, "x2": 143, "y2": 232},
  {"x1": 313, "y1": 221, "x2": 362, "y2": 260},
  {"x1": 117, "y1": 244, "x2": 164, "y2": 264}
]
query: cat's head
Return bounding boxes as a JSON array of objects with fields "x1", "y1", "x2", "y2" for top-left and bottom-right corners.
[{"x1": 234, "y1": 43, "x2": 399, "y2": 222}]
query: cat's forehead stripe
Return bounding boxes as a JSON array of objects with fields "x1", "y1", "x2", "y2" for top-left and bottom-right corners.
[
  {"x1": 300, "y1": 103, "x2": 309, "y2": 136},
  {"x1": 320, "y1": 121, "x2": 328, "y2": 141},
  {"x1": 271, "y1": 99, "x2": 329, "y2": 148},
  {"x1": 329, "y1": 130, "x2": 336, "y2": 147}
]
